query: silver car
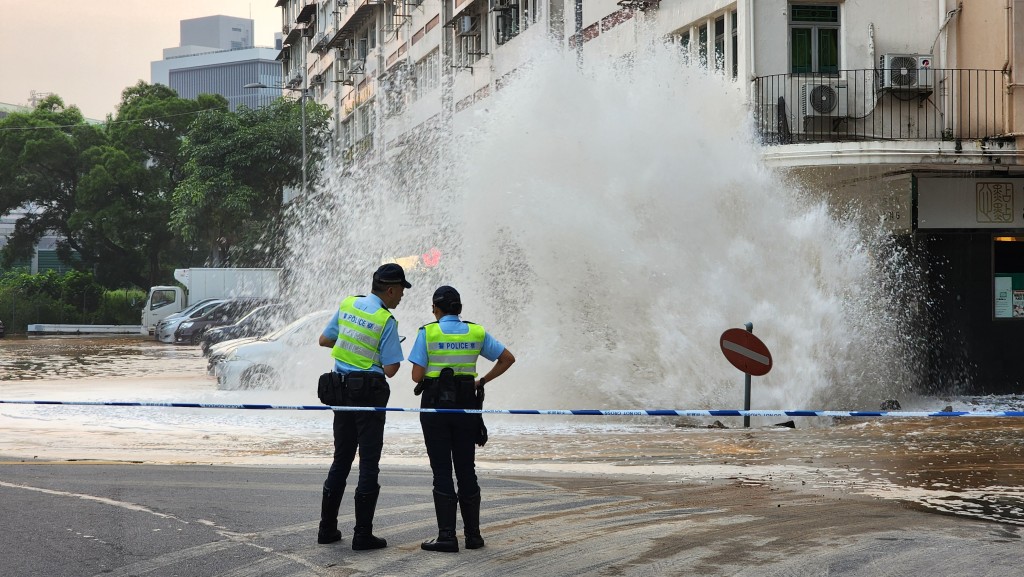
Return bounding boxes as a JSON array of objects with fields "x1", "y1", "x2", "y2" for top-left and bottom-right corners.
[{"x1": 156, "y1": 299, "x2": 226, "y2": 343}]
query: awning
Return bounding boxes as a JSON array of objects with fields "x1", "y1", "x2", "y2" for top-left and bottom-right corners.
[
  {"x1": 284, "y1": 25, "x2": 303, "y2": 46},
  {"x1": 296, "y1": 1, "x2": 317, "y2": 24},
  {"x1": 327, "y1": 0, "x2": 382, "y2": 48}
]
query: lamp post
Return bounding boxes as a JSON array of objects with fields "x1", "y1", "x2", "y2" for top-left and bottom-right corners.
[{"x1": 244, "y1": 81, "x2": 309, "y2": 195}]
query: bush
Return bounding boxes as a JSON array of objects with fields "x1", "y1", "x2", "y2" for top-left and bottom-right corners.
[{"x1": 0, "y1": 271, "x2": 144, "y2": 333}]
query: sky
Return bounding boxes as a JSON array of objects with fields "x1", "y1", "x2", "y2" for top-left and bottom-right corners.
[{"x1": 0, "y1": 1, "x2": 281, "y2": 120}]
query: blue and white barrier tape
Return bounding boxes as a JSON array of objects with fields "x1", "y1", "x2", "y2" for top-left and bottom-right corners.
[{"x1": 0, "y1": 399, "x2": 1022, "y2": 417}]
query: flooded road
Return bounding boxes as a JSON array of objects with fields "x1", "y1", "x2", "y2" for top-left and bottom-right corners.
[{"x1": 2, "y1": 336, "x2": 1024, "y2": 528}]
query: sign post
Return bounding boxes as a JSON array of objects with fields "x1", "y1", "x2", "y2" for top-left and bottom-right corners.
[{"x1": 720, "y1": 323, "x2": 773, "y2": 428}]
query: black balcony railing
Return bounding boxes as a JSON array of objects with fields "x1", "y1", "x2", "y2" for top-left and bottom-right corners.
[{"x1": 753, "y1": 69, "x2": 1008, "y2": 145}]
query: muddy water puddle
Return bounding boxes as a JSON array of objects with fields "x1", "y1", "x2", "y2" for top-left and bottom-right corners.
[{"x1": 2, "y1": 337, "x2": 1023, "y2": 526}]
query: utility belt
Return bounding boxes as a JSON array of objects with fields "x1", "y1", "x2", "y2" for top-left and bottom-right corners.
[
  {"x1": 318, "y1": 370, "x2": 390, "y2": 407},
  {"x1": 417, "y1": 370, "x2": 480, "y2": 410}
]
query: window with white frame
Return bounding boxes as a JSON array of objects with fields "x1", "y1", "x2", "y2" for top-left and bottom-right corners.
[
  {"x1": 415, "y1": 49, "x2": 440, "y2": 100},
  {"x1": 789, "y1": 4, "x2": 840, "y2": 74}
]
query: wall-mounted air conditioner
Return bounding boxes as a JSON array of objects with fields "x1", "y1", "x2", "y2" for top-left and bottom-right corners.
[
  {"x1": 336, "y1": 61, "x2": 354, "y2": 85},
  {"x1": 801, "y1": 82, "x2": 848, "y2": 117},
  {"x1": 879, "y1": 54, "x2": 934, "y2": 91},
  {"x1": 459, "y1": 15, "x2": 479, "y2": 36},
  {"x1": 339, "y1": 48, "x2": 351, "y2": 60}
]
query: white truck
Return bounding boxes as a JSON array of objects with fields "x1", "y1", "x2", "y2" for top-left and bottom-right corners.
[{"x1": 141, "y1": 268, "x2": 283, "y2": 335}]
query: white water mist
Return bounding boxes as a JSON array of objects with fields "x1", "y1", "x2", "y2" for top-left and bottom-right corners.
[{"x1": 284, "y1": 35, "x2": 921, "y2": 413}]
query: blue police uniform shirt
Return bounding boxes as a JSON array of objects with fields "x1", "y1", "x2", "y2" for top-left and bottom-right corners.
[
  {"x1": 322, "y1": 294, "x2": 404, "y2": 375},
  {"x1": 409, "y1": 315, "x2": 505, "y2": 369}
]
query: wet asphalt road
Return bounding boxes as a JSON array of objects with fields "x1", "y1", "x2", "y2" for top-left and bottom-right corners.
[{"x1": 1, "y1": 460, "x2": 1022, "y2": 577}]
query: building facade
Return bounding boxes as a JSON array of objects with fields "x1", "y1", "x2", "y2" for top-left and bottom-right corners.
[
  {"x1": 151, "y1": 15, "x2": 284, "y2": 111},
  {"x1": 276, "y1": 0, "x2": 1024, "y2": 392}
]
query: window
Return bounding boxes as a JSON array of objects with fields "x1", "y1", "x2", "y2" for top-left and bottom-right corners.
[
  {"x1": 698, "y1": 24, "x2": 708, "y2": 68},
  {"x1": 151, "y1": 289, "x2": 176, "y2": 310},
  {"x1": 415, "y1": 49, "x2": 440, "y2": 99},
  {"x1": 994, "y1": 236, "x2": 1024, "y2": 319},
  {"x1": 731, "y1": 10, "x2": 738, "y2": 78},
  {"x1": 456, "y1": 11, "x2": 486, "y2": 68},
  {"x1": 714, "y1": 16, "x2": 725, "y2": 71},
  {"x1": 790, "y1": 4, "x2": 839, "y2": 74},
  {"x1": 675, "y1": 29, "x2": 691, "y2": 65}
]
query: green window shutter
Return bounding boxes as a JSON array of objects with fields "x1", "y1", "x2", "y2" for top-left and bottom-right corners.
[{"x1": 791, "y1": 28, "x2": 812, "y2": 73}]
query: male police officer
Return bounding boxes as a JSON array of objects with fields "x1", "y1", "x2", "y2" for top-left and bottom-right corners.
[
  {"x1": 316, "y1": 263, "x2": 409, "y2": 550},
  {"x1": 410, "y1": 285, "x2": 515, "y2": 552}
]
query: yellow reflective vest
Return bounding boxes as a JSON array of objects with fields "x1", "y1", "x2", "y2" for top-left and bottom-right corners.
[
  {"x1": 424, "y1": 322, "x2": 485, "y2": 377},
  {"x1": 331, "y1": 296, "x2": 393, "y2": 370}
]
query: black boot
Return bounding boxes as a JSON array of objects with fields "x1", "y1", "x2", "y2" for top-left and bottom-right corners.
[
  {"x1": 421, "y1": 491, "x2": 459, "y2": 553},
  {"x1": 351, "y1": 487, "x2": 387, "y2": 550},
  {"x1": 317, "y1": 484, "x2": 343, "y2": 544},
  {"x1": 459, "y1": 492, "x2": 484, "y2": 549}
]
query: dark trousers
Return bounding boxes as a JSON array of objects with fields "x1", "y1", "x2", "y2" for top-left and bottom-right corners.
[
  {"x1": 420, "y1": 413, "x2": 479, "y2": 496},
  {"x1": 324, "y1": 410, "x2": 385, "y2": 494}
]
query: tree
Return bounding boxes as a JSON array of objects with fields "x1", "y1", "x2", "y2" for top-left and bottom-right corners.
[
  {"x1": 171, "y1": 97, "x2": 331, "y2": 266},
  {"x1": 0, "y1": 96, "x2": 106, "y2": 272},
  {"x1": 0, "y1": 85, "x2": 229, "y2": 289},
  {"x1": 103, "y1": 82, "x2": 230, "y2": 284}
]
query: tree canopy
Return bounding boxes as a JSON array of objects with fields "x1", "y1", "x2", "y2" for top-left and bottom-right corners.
[{"x1": 0, "y1": 83, "x2": 331, "y2": 288}]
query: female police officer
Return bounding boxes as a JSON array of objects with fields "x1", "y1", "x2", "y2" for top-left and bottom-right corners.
[{"x1": 409, "y1": 285, "x2": 515, "y2": 552}]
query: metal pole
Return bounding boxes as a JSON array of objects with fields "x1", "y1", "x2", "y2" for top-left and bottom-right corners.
[
  {"x1": 743, "y1": 321, "x2": 753, "y2": 428},
  {"x1": 301, "y1": 37, "x2": 308, "y2": 195},
  {"x1": 575, "y1": 0, "x2": 583, "y2": 65}
]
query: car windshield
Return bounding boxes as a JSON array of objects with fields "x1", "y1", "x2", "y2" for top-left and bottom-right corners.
[
  {"x1": 235, "y1": 304, "x2": 283, "y2": 327},
  {"x1": 178, "y1": 298, "x2": 217, "y2": 317},
  {"x1": 262, "y1": 310, "x2": 331, "y2": 341},
  {"x1": 191, "y1": 301, "x2": 225, "y2": 318}
]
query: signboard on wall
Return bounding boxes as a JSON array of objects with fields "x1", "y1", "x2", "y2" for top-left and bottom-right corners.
[{"x1": 916, "y1": 177, "x2": 1024, "y2": 229}]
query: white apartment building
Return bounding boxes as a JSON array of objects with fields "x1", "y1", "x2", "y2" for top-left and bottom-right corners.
[{"x1": 277, "y1": 0, "x2": 1023, "y2": 392}]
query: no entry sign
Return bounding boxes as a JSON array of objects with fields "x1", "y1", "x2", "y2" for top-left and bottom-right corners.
[{"x1": 720, "y1": 328, "x2": 773, "y2": 376}]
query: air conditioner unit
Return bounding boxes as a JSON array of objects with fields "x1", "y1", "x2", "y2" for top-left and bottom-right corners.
[
  {"x1": 338, "y1": 48, "x2": 351, "y2": 60},
  {"x1": 801, "y1": 82, "x2": 848, "y2": 117},
  {"x1": 459, "y1": 15, "x2": 479, "y2": 36},
  {"x1": 880, "y1": 53, "x2": 934, "y2": 91}
]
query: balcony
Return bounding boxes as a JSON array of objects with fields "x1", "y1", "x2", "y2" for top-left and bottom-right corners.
[{"x1": 754, "y1": 69, "x2": 1009, "y2": 145}]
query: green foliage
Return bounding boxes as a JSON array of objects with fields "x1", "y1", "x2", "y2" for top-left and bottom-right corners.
[
  {"x1": 0, "y1": 271, "x2": 145, "y2": 332},
  {"x1": 171, "y1": 97, "x2": 331, "y2": 266},
  {"x1": 2, "y1": 84, "x2": 329, "y2": 287}
]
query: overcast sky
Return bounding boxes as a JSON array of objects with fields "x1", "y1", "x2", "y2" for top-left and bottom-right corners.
[{"x1": 0, "y1": 0, "x2": 281, "y2": 120}]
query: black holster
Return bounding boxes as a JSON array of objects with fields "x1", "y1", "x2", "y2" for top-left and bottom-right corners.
[
  {"x1": 318, "y1": 371, "x2": 390, "y2": 407},
  {"x1": 419, "y1": 368, "x2": 476, "y2": 410}
]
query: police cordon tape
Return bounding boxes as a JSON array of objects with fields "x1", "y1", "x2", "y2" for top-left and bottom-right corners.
[{"x1": 0, "y1": 399, "x2": 1023, "y2": 417}]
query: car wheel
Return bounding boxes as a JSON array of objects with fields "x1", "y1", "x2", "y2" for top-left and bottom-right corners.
[
  {"x1": 190, "y1": 329, "x2": 206, "y2": 346},
  {"x1": 241, "y1": 365, "x2": 278, "y2": 390}
]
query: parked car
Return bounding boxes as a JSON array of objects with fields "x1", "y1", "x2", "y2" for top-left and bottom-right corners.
[
  {"x1": 174, "y1": 298, "x2": 274, "y2": 345},
  {"x1": 199, "y1": 303, "x2": 290, "y2": 355},
  {"x1": 206, "y1": 336, "x2": 262, "y2": 375},
  {"x1": 215, "y1": 310, "x2": 332, "y2": 390},
  {"x1": 156, "y1": 299, "x2": 226, "y2": 343}
]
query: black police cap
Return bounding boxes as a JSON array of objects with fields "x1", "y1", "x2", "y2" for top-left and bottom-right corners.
[
  {"x1": 374, "y1": 263, "x2": 412, "y2": 288},
  {"x1": 432, "y1": 285, "x2": 461, "y2": 310}
]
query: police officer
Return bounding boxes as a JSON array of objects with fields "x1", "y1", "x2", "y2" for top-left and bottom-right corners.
[
  {"x1": 410, "y1": 285, "x2": 516, "y2": 552},
  {"x1": 316, "y1": 263, "x2": 409, "y2": 550}
]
